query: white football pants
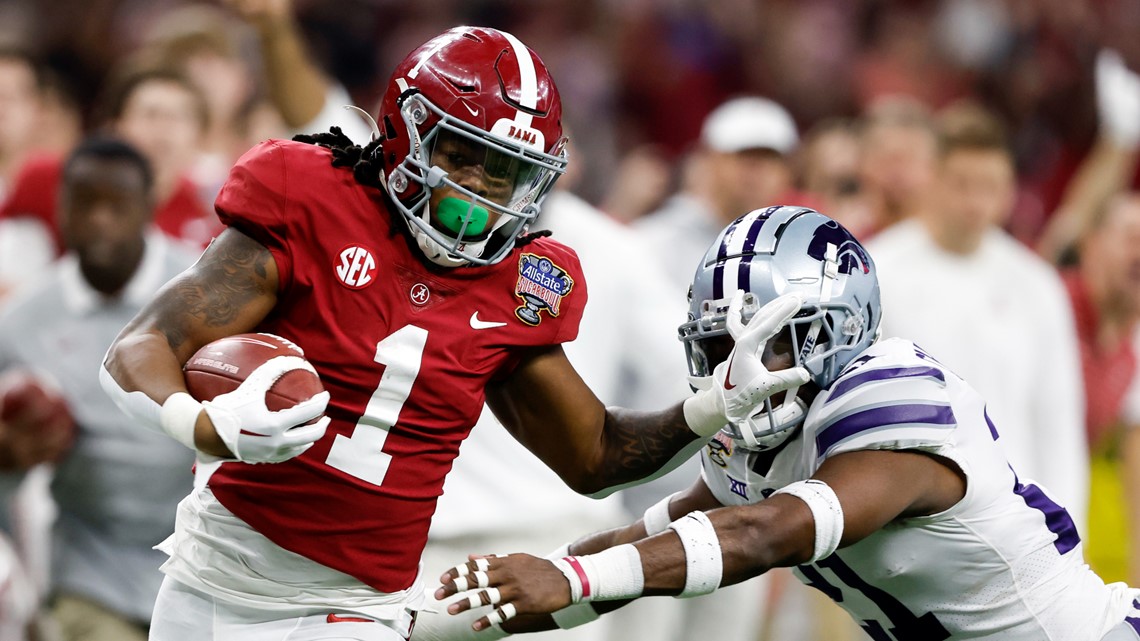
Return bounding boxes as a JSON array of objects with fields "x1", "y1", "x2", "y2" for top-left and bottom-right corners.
[{"x1": 149, "y1": 577, "x2": 415, "y2": 641}]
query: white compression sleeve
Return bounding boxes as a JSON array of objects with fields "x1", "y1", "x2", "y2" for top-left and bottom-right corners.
[
  {"x1": 773, "y1": 479, "x2": 844, "y2": 563},
  {"x1": 668, "y1": 511, "x2": 723, "y2": 598},
  {"x1": 642, "y1": 492, "x2": 676, "y2": 535},
  {"x1": 98, "y1": 363, "x2": 163, "y2": 431},
  {"x1": 100, "y1": 363, "x2": 202, "y2": 451}
]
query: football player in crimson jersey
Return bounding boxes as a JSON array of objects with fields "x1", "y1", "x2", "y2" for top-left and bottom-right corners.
[
  {"x1": 99, "y1": 27, "x2": 805, "y2": 641},
  {"x1": 434, "y1": 207, "x2": 1140, "y2": 641}
]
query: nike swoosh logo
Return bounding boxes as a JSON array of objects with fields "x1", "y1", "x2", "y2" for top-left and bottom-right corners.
[
  {"x1": 470, "y1": 312, "x2": 507, "y2": 329},
  {"x1": 723, "y1": 357, "x2": 737, "y2": 390},
  {"x1": 462, "y1": 101, "x2": 479, "y2": 117}
]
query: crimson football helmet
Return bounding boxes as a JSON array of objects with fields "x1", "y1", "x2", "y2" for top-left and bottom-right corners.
[{"x1": 376, "y1": 26, "x2": 568, "y2": 267}]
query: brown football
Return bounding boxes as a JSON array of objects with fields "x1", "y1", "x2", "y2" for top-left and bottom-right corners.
[{"x1": 183, "y1": 333, "x2": 324, "y2": 410}]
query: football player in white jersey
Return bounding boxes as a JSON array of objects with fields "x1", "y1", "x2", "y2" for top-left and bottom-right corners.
[{"x1": 431, "y1": 206, "x2": 1140, "y2": 641}]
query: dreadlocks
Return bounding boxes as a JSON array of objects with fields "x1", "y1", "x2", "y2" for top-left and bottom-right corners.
[
  {"x1": 292, "y1": 127, "x2": 384, "y2": 190},
  {"x1": 292, "y1": 127, "x2": 554, "y2": 249}
]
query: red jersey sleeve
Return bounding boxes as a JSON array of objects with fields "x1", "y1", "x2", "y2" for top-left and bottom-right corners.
[{"x1": 214, "y1": 141, "x2": 293, "y2": 288}]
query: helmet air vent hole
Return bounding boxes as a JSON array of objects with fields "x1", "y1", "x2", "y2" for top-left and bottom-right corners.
[{"x1": 444, "y1": 78, "x2": 477, "y2": 94}]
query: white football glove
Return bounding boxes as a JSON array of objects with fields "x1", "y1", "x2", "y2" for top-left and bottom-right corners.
[
  {"x1": 1096, "y1": 48, "x2": 1140, "y2": 148},
  {"x1": 683, "y1": 292, "x2": 811, "y2": 437},
  {"x1": 202, "y1": 356, "x2": 330, "y2": 463}
]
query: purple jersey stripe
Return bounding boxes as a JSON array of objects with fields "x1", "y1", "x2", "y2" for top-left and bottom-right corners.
[
  {"x1": 827, "y1": 366, "x2": 945, "y2": 402},
  {"x1": 816, "y1": 403, "x2": 956, "y2": 454},
  {"x1": 1013, "y1": 477, "x2": 1081, "y2": 555},
  {"x1": 984, "y1": 408, "x2": 999, "y2": 441},
  {"x1": 1128, "y1": 616, "x2": 1140, "y2": 635}
]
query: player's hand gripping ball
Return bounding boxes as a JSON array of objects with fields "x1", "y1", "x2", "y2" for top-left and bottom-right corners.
[{"x1": 184, "y1": 333, "x2": 329, "y2": 463}]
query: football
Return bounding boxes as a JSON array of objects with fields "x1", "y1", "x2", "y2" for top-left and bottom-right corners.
[{"x1": 183, "y1": 333, "x2": 324, "y2": 410}]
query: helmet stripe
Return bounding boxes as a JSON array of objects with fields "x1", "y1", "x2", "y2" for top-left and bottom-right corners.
[
  {"x1": 713, "y1": 211, "x2": 768, "y2": 299},
  {"x1": 741, "y1": 212, "x2": 767, "y2": 254},
  {"x1": 407, "y1": 36, "x2": 453, "y2": 80},
  {"x1": 712, "y1": 261, "x2": 725, "y2": 301},
  {"x1": 501, "y1": 31, "x2": 538, "y2": 128},
  {"x1": 722, "y1": 215, "x2": 756, "y2": 296},
  {"x1": 736, "y1": 255, "x2": 752, "y2": 295}
]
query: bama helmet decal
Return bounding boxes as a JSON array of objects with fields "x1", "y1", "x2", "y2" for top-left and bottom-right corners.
[
  {"x1": 806, "y1": 220, "x2": 871, "y2": 275},
  {"x1": 514, "y1": 253, "x2": 574, "y2": 326}
]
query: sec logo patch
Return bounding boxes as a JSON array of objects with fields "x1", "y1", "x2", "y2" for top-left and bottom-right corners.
[{"x1": 335, "y1": 245, "x2": 378, "y2": 289}]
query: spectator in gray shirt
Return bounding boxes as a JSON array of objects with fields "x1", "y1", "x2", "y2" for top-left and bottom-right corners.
[{"x1": 0, "y1": 136, "x2": 199, "y2": 641}]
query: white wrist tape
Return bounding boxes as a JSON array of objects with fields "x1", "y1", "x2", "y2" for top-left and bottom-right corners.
[
  {"x1": 668, "y1": 511, "x2": 722, "y2": 598},
  {"x1": 553, "y1": 544, "x2": 644, "y2": 603},
  {"x1": 643, "y1": 493, "x2": 676, "y2": 536},
  {"x1": 773, "y1": 479, "x2": 844, "y2": 563},
  {"x1": 545, "y1": 542, "x2": 602, "y2": 627},
  {"x1": 551, "y1": 602, "x2": 600, "y2": 630},
  {"x1": 159, "y1": 392, "x2": 202, "y2": 451},
  {"x1": 683, "y1": 391, "x2": 726, "y2": 437}
]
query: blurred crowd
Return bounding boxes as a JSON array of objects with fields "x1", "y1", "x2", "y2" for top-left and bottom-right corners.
[{"x1": 0, "y1": 0, "x2": 1139, "y2": 640}]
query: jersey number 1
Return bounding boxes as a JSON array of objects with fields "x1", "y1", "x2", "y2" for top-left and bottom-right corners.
[{"x1": 325, "y1": 325, "x2": 427, "y2": 486}]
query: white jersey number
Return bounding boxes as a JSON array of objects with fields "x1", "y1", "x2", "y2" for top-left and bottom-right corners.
[{"x1": 325, "y1": 325, "x2": 427, "y2": 486}]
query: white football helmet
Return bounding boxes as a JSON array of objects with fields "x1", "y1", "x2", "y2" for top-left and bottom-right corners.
[{"x1": 678, "y1": 206, "x2": 882, "y2": 450}]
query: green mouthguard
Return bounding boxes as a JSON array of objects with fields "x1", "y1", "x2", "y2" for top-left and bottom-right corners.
[{"x1": 436, "y1": 197, "x2": 489, "y2": 237}]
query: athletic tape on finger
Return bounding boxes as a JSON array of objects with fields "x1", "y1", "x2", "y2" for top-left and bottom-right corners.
[
  {"x1": 475, "y1": 558, "x2": 490, "y2": 572},
  {"x1": 487, "y1": 603, "x2": 517, "y2": 626},
  {"x1": 474, "y1": 571, "x2": 490, "y2": 588},
  {"x1": 454, "y1": 575, "x2": 469, "y2": 592}
]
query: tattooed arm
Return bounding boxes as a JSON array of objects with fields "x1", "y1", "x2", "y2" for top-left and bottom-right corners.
[
  {"x1": 486, "y1": 346, "x2": 703, "y2": 496},
  {"x1": 103, "y1": 228, "x2": 278, "y2": 457}
]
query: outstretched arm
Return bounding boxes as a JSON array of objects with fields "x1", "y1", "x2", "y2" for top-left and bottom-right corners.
[
  {"x1": 488, "y1": 293, "x2": 810, "y2": 496},
  {"x1": 485, "y1": 345, "x2": 703, "y2": 496},
  {"x1": 411, "y1": 476, "x2": 724, "y2": 639},
  {"x1": 436, "y1": 448, "x2": 965, "y2": 633}
]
